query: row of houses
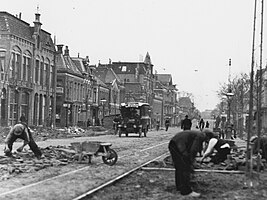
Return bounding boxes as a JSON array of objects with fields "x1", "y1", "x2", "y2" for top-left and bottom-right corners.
[{"x1": 0, "y1": 11, "x2": 193, "y2": 128}]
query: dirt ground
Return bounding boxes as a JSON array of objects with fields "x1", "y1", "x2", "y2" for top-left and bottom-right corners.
[
  {"x1": 1, "y1": 126, "x2": 266, "y2": 200},
  {"x1": 88, "y1": 165, "x2": 267, "y2": 200}
]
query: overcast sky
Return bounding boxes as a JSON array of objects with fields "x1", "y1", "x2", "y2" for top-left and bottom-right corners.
[{"x1": 2, "y1": 0, "x2": 267, "y2": 112}]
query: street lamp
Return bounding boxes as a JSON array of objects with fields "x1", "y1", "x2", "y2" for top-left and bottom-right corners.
[
  {"x1": 100, "y1": 98, "x2": 107, "y2": 126},
  {"x1": 224, "y1": 90, "x2": 234, "y2": 139},
  {"x1": 63, "y1": 103, "x2": 70, "y2": 127},
  {"x1": 113, "y1": 92, "x2": 117, "y2": 116}
]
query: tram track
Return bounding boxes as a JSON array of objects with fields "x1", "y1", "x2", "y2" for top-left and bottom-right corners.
[
  {"x1": 73, "y1": 152, "x2": 169, "y2": 200},
  {"x1": 0, "y1": 134, "x2": 172, "y2": 200}
]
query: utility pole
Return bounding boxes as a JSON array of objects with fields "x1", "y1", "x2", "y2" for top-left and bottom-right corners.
[
  {"x1": 256, "y1": 0, "x2": 264, "y2": 173},
  {"x1": 246, "y1": 0, "x2": 257, "y2": 180}
]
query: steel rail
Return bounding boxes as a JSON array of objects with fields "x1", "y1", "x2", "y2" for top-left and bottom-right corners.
[
  {"x1": 0, "y1": 141, "x2": 169, "y2": 198},
  {"x1": 73, "y1": 152, "x2": 169, "y2": 200}
]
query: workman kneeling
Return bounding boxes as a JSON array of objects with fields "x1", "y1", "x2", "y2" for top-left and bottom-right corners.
[
  {"x1": 251, "y1": 136, "x2": 267, "y2": 160},
  {"x1": 4, "y1": 115, "x2": 42, "y2": 159},
  {"x1": 200, "y1": 129, "x2": 231, "y2": 164}
]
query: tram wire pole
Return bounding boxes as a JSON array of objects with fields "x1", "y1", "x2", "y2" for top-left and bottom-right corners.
[{"x1": 245, "y1": 0, "x2": 257, "y2": 184}]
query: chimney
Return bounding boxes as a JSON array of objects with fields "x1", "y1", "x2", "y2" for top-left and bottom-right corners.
[
  {"x1": 78, "y1": 53, "x2": 80, "y2": 58},
  {"x1": 33, "y1": 13, "x2": 42, "y2": 34},
  {"x1": 19, "y1": 12, "x2": 22, "y2": 19},
  {"x1": 64, "y1": 46, "x2": 69, "y2": 56},
  {"x1": 56, "y1": 44, "x2": 64, "y2": 54}
]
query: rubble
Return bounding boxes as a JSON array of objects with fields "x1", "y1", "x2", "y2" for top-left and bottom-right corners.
[
  {"x1": 148, "y1": 148, "x2": 266, "y2": 172},
  {"x1": 0, "y1": 145, "x2": 79, "y2": 179}
]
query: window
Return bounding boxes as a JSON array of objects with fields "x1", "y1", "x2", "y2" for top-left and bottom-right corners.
[
  {"x1": 22, "y1": 56, "x2": 27, "y2": 80},
  {"x1": 74, "y1": 83, "x2": 77, "y2": 101},
  {"x1": 21, "y1": 92, "x2": 29, "y2": 120},
  {"x1": 50, "y1": 65, "x2": 54, "y2": 87},
  {"x1": 0, "y1": 51, "x2": 5, "y2": 80},
  {"x1": 122, "y1": 66, "x2": 127, "y2": 72},
  {"x1": 40, "y1": 58, "x2": 44, "y2": 86},
  {"x1": 44, "y1": 63, "x2": 48, "y2": 86},
  {"x1": 10, "y1": 47, "x2": 22, "y2": 80},
  {"x1": 27, "y1": 57, "x2": 31, "y2": 82},
  {"x1": 16, "y1": 53, "x2": 21, "y2": 80},
  {"x1": 35, "y1": 59, "x2": 39, "y2": 83},
  {"x1": 9, "y1": 89, "x2": 19, "y2": 125}
]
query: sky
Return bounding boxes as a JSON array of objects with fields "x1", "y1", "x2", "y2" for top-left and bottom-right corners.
[{"x1": 2, "y1": 0, "x2": 267, "y2": 112}]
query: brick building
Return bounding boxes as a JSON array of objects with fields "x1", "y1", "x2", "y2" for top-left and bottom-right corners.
[{"x1": 0, "y1": 11, "x2": 56, "y2": 127}]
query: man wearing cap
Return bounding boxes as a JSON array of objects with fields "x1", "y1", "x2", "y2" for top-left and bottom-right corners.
[{"x1": 4, "y1": 115, "x2": 42, "y2": 159}]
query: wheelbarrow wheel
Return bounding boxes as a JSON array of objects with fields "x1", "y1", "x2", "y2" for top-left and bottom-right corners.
[{"x1": 102, "y1": 148, "x2": 118, "y2": 166}]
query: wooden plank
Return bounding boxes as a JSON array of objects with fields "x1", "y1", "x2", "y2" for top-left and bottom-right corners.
[{"x1": 141, "y1": 167, "x2": 245, "y2": 174}]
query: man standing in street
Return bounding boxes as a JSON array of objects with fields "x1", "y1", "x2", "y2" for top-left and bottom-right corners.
[
  {"x1": 168, "y1": 130, "x2": 206, "y2": 197},
  {"x1": 165, "y1": 118, "x2": 170, "y2": 131},
  {"x1": 4, "y1": 115, "x2": 42, "y2": 159},
  {"x1": 181, "y1": 115, "x2": 192, "y2": 130}
]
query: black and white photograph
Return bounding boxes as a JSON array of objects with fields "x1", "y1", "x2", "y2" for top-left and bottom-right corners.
[{"x1": 0, "y1": 0, "x2": 267, "y2": 199}]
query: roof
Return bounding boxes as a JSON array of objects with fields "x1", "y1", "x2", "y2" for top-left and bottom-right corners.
[
  {"x1": 56, "y1": 54, "x2": 83, "y2": 77},
  {"x1": 0, "y1": 11, "x2": 55, "y2": 51},
  {"x1": 95, "y1": 65, "x2": 122, "y2": 84},
  {"x1": 103, "y1": 62, "x2": 148, "y2": 75},
  {"x1": 156, "y1": 74, "x2": 173, "y2": 85},
  {"x1": 72, "y1": 57, "x2": 88, "y2": 75}
]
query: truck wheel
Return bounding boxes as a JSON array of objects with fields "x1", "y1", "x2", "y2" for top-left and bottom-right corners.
[
  {"x1": 144, "y1": 129, "x2": 147, "y2": 137},
  {"x1": 118, "y1": 128, "x2": 122, "y2": 137},
  {"x1": 102, "y1": 148, "x2": 118, "y2": 166},
  {"x1": 138, "y1": 129, "x2": 142, "y2": 137}
]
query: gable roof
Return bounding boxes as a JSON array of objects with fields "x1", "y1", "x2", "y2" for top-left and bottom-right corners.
[
  {"x1": 56, "y1": 52, "x2": 83, "y2": 77},
  {"x1": 156, "y1": 74, "x2": 173, "y2": 85},
  {"x1": 94, "y1": 65, "x2": 122, "y2": 84},
  {"x1": 0, "y1": 11, "x2": 55, "y2": 51}
]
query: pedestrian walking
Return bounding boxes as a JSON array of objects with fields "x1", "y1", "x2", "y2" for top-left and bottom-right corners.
[
  {"x1": 168, "y1": 130, "x2": 206, "y2": 197},
  {"x1": 205, "y1": 121, "x2": 210, "y2": 128},
  {"x1": 165, "y1": 118, "x2": 170, "y2": 131},
  {"x1": 156, "y1": 120, "x2": 160, "y2": 131},
  {"x1": 181, "y1": 115, "x2": 192, "y2": 130},
  {"x1": 199, "y1": 118, "x2": 205, "y2": 131}
]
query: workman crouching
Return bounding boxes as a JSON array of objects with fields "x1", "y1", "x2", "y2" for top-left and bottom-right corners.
[
  {"x1": 4, "y1": 115, "x2": 42, "y2": 159},
  {"x1": 200, "y1": 129, "x2": 231, "y2": 164}
]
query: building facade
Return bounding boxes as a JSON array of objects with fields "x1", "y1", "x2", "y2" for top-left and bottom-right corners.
[{"x1": 0, "y1": 12, "x2": 56, "y2": 127}]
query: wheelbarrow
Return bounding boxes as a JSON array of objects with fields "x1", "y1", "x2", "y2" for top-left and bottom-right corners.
[{"x1": 70, "y1": 141, "x2": 118, "y2": 166}]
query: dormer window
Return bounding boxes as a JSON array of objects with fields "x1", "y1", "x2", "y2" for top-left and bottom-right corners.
[{"x1": 122, "y1": 66, "x2": 127, "y2": 72}]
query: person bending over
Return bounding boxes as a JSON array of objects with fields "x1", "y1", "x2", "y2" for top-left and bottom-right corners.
[
  {"x1": 168, "y1": 130, "x2": 206, "y2": 198},
  {"x1": 200, "y1": 129, "x2": 231, "y2": 164},
  {"x1": 4, "y1": 115, "x2": 42, "y2": 159}
]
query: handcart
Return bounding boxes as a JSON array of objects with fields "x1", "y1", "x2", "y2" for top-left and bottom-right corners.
[{"x1": 70, "y1": 141, "x2": 118, "y2": 166}]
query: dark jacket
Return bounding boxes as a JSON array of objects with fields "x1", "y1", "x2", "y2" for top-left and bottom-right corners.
[
  {"x1": 252, "y1": 137, "x2": 267, "y2": 159},
  {"x1": 181, "y1": 118, "x2": 192, "y2": 130},
  {"x1": 170, "y1": 130, "x2": 205, "y2": 163}
]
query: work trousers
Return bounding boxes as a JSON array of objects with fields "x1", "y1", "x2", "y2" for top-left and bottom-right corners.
[
  {"x1": 168, "y1": 140, "x2": 192, "y2": 195},
  {"x1": 6, "y1": 130, "x2": 42, "y2": 157},
  {"x1": 210, "y1": 147, "x2": 230, "y2": 164}
]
